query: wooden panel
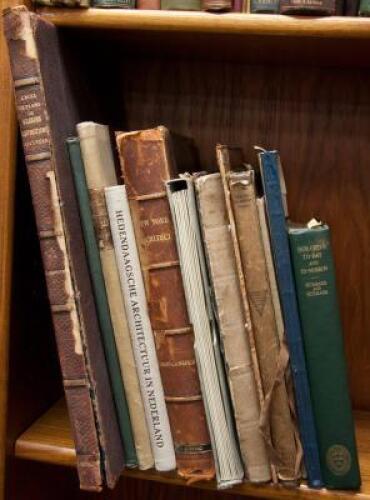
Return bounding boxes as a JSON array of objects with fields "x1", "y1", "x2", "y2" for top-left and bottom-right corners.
[{"x1": 13, "y1": 399, "x2": 370, "y2": 499}]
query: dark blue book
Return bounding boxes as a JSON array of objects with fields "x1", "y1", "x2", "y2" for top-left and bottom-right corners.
[{"x1": 258, "y1": 150, "x2": 323, "y2": 489}]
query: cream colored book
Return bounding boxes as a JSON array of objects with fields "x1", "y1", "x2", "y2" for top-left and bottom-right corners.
[
  {"x1": 77, "y1": 122, "x2": 154, "y2": 471},
  {"x1": 195, "y1": 173, "x2": 271, "y2": 483},
  {"x1": 167, "y1": 176, "x2": 244, "y2": 489},
  {"x1": 105, "y1": 184, "x2": 176, "y2": 472}
]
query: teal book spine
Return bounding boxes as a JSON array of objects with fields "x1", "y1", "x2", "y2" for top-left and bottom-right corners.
[
  {"x1": 359, "y1": 0, "x2": 370, "y2": 14},
  {"x1": 289, "y1": 223, "x2": 361, "y2": 490},
  {"x1": 66, "y1": 137, "x2": 138, "y2": 468},
  {"x1": 92, "y1": 0, "x2": 135, "y2": 7}
]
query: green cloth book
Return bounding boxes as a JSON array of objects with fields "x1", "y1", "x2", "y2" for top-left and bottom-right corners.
[
  {"x1": 66, "y1": 137, "x2": 138, "y2": 468},
  {"x1": 289, "y1": 221, "x2": 360, "y2": 490},
  {"x1": 359, "y1": 0, "x2": 370, "y2": 14},
  {"x1": 161, "y1": 0, "x2": 201, "y2": 9}
]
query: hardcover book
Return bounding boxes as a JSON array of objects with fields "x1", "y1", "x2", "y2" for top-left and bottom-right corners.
[
  {"x1": 3, "y1": 6, "x2": 124, "y2": 491},
  {"x1": 258, "y1": 149, "x2": 323, "y2": 488},
  {"x1": 105, "y1": 185, "x2": 176, "y2": 472},
  {"x1": 195, "y1": 173, "x2": 271, "y2": 483},
  {"x1": 221, "y1": 155, "x2": 300, "y2": 482},
  {"x1": 166, "y1": 176, "x2": 244, "y2": 489},
  {"x1": 161, "y1": 0, "x2": 201, "y2": 9},
  {"x1": 250, "y1": 0, "x2": 279, "y2": 13},
  {"x1": 289, "y1": 221, "x2": 361, "y2": 490},
  {"x1": 359, "y1": 0, "x2": 370, "y2": 14},
  {"x1": 116, "y1": 127, "x2": 215, "y2": 482},
  {"x1": 202, "y1": 0, "x2": 232, "y2": 11},
  {"x1": 280, "y1": 0, "x2": 339, "y2": 14},
  {"x1": 344, "y1": 0, "x2": 359, "y2": 14},
  {"x1": 77, "y1": 122, "x2": 153, "y2": 470}
]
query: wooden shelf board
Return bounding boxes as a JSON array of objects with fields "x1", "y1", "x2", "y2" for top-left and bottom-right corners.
[
  {"x1": 37, "y1": 9, "x2": 370, "y2": 40},
  {"x1": 14, "y1": 399, "x2": 370, "y2": 498}
]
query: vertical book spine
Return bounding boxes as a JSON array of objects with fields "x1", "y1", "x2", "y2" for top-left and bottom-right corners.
[
  {"x1": 3, "y1": 8, "x2": 102, "y2": 491},
  {"x1": 116, "y1": 127, "x2": 215, "y2": 481},
  {"x1": 289, "y1": 225, "x2": 361, "y2": 490},
  {"x1": 229, "y1": 169, "x2": 299, "y2": 481},
  {"x1": 105, "y1": 185, "x2": 176, "y2": 472},
  {"x1": 259, "y1": 150, "x2": 323, "y2": 488},
  {"x1": 195, "y1": 173, "x2": 271, "y2": 483}
]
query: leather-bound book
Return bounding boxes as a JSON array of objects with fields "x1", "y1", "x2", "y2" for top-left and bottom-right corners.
[
  {"x1": 289, "y1": 222, "x2": 361, "y2": 490},
  {"x1": 280, "y1": 0, "x2": 338, "y2": 14},
  {"x1": 116, "y1": 127, "x2": 215, "y2": 482},
  {"x1": 93, "y1": 0, "x2": 135, "y2": 7},
  {"x1": 202, "y1": 0, "x2": 232, "y2": 11},
  {"x1": 3, "y1": 6, "x2": 124, "y2": 491},
  {"x1": 221, "y1": 155, "x2": 301, "y2": 482},
  {"x1": 136, "y1": 0, "x2": 160, "y2": 8}
]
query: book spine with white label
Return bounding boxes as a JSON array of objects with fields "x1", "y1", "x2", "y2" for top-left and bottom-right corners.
[{"x1": 105, "y1": 185, "x2": 176, "y2": 472}]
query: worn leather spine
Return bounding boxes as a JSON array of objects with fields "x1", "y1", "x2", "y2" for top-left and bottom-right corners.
[
  {"x1": 136, "y1": 0, "x2": 160, "y2": 8},
  {"x1": 195, "y1": 173, "x2": 271, "y2": 483},
  {"x1": 116, "y1": 127, "x2": 215, "y2": 481},
  {"x1": 280, "y1": 0, "x2": 337, "y2": 14},
  {"x1": 3, "y1": 7, "x2": 125, "y2": 490},
  {"x1": 77, "y1": 122, "x2": 153, "y2": 470},
  {"x1": 228, "y1": 168, "x2": 300, "y2": 481}
]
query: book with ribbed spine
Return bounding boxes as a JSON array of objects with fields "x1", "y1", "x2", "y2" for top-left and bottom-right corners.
[
  {"x1": 225, "y1": 160, "x2": 301, "y2": 482},
  {"x1": 258, "y1": 149, "x2": 323, "y2": 488},
  {"x1": 195, "y1": 173, "x2": 271, "y2": 482},
  {"x1": 116, "y1": 127, "x2": 215, "y2": 482},
  {"x1": 289, "y1": 221, "x2": 361, "y2": 490},
  {"x1": 105, "y1": 184, "x2": 176, "y2": 472},
  {"x1": 3, "y1": 6, "x2": 125, "y2": 490},
  {"x1": 77, "y1": 121, "x2": 153, "y2": 470},
  {"x1": 166, "y1": 176, "x2": 244, "y2": 489}
]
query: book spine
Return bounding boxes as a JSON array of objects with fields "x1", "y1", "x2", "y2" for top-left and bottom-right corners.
[
  {"x1": 232, "y1": 0, "x2": 243, "y2": 11},
  {"x1": 105, "y1": 185, "x2": 176, "y2": 473},
  {"x1": 229, "y1": 170, "x2": 299, "y2": 482},
  {"x1": 289, "y1": 225, "x2": 361, "y2": 490},
  {"x1": 280, "y1": 0, "x2": 337, "y2": 14},
  {"x1": 92, "y1": 0, "x2": 135, "y2": 7},
  {"x1": 250, "y1": 0, "x2": 279, "y2": 12},
  {"x1": 116, "y1": 127, "x2": 215, "y2": 481},
  {"x1": 259, "y1": 150, "x2": 323, "y2": 488},
  {"x1": 136, "y1": 0, "x2": 160, "y2": 8},
  {"x1": 344, "y1": 0, "x2": 359, "y2": 14},
  {"x1": 202, "y1": 0, "x2": 232, "y2": 11},
  {"x1": 160, "y1": 0, "x2": 201, "y2": 8},
  {"x1": 77, "y1": 123, "x2": 153, "y2": 470},
  {"x1": 195, "y1": 173, "x2": 271, "y2": 483},
  {"x1": 359, "y1": 0, "x2": 370, "y2": 14},
  {"x1": 3, "y1": 8, "x2": 103, "y2": 491},
  {"x1": 67, "y1": 137, "x2": 147, "y2": 471}
]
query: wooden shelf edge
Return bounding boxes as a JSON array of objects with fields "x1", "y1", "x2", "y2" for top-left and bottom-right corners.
[
  {"x1": 13, "y1": 399, "x2": 370, "y2": 499},
  {"x1": 37, "y1": 8, "x2": 370, "y2": 40}
]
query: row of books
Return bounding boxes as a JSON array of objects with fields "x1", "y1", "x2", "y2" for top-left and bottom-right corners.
[
  {"x1": 4, "y1": 6, "x2": 361, "y2": 494},
  {"x1": 34, "y1": 0, "x2": 369, "y2": 17}
]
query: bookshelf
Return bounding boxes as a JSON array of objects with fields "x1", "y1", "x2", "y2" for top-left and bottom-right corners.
[{"x1": 2, "y1": 4, "x2": 370, "y2": 500}]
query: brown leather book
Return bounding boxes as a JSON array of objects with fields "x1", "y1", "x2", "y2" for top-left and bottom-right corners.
[
  {"x1": 202, "y1": 0, "x2": 232, "y2": 11},
  {"x1": 116, "y1": 127, "x2": 215, "y2": 482},
  {"x1": 3, "y1": 7, "x2": 125, "y2": 491},
  {"x1": 136, "y1": 0, "x2": 160, "y2": 8}
]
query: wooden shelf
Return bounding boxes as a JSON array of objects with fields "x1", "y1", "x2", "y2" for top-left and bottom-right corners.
[
  {"x1": 38, "y1": 9, "x2": 370, "y2": 39},
  {"x1": 14, "y1": 399, "x2": 370, "y2": 499}
]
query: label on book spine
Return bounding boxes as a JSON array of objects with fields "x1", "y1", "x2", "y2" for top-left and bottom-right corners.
[
  {"x1": 105, "y1": 185, "x2": 176, "y2": 472},
  {"x1": 289, "y1": 224, "x2": 361, "y2": 490}
]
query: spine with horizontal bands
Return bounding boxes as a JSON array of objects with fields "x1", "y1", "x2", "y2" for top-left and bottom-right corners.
[
  {"x1": 3, "y1": 6, "x2": 125, "y2": 490},
  {"x1": 116, "y1": 127, "x2": 215, "y2": 481}
]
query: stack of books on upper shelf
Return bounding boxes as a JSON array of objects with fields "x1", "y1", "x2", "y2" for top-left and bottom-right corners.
[
  {"x1": 33, "y1": 0, "x2": 370, "y2": 18},
  {"x1": 3, "y1": 5, "x2": 362, "y2": 495}
]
